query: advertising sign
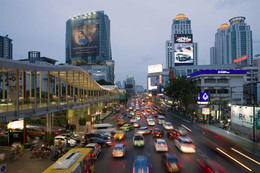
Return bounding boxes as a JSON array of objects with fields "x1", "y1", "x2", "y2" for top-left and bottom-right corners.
[
  {"x1": 162, "y1": 76, "x2": 169, "y2": 86},
  {"x1": 234, "y1": 56, "x2": 247, "y2": 63},
  {"x1": 148, "y1": 77, "x2": 157, "y2": 91},
  {"x1": 198, "y1": 92, "x2": 210, "y2": 102},
  {"x1": 174, "y1": 34, "x2": 193, "y2": 43},
  {"x1": 148, "y1": 64, "x2": 163, "y2": 74},
  {"x1": 187, "y1": 70, "x2": 247, "y2": 78},
  {"x1": 150, "y1": 76, "x2": 159, "y2": 86},
  {"x1": 202, "y1": 108, "x2": 211, "y2": 115},
  {"x1": 71, "y1": 24, "x2": 99, "y2": 57},
  {"x1": 174, "y1": 43, "x2": 193, "y2": 64},
  {"x1": 169, "y1": 69, "x2": 174, "y2": 80},
  {"x1": 231, "y1": 105, "x2": 258, "y2": 128}
]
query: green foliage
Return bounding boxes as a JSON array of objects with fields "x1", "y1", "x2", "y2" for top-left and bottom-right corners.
[
  {"x1": 43, "y1": 131, "x2": 55, "y2": 145},
  {"x1": 165, "y1": 77, "x2": 198, "y2": 113},
  {"x1": 79, "y1": 117, "x2": 87, "y2": 126}
]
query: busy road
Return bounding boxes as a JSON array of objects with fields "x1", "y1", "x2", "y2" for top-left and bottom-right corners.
[{"x1": 93, "y1": 97, "x2": 260, "y2": 173}]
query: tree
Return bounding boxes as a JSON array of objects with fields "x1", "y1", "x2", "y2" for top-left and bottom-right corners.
[{"x1": 165, "y1": 76, "x2": 198, "y2": 114}]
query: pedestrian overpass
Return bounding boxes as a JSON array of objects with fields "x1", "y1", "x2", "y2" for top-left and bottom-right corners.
[{"x1": 0, "y1": 58, "x2": 122, "y2": 126}]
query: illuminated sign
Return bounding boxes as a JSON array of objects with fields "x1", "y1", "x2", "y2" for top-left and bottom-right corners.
[
  {"x1": 202, "y1": 108, "x2": 211, "y2": 115},
  {"x1": 159, "y1": 75, "x2": 162, "y2": 84},
  {"x1": 174, "y1": 34, "x2": 193, "y2": 43},
  {"x1": 148, "y1": 64, "x2": 163, "y2": 73},
  {"x1": 187, "y1": 70, "x2": 247, "y2": 78},
  {"x1": 128, "y1": 75, "x2": 133, "y2": 78},
  {"x1": 174, "y1": 43, "x2": 193, "y2": 64},
  {"x1": 234, "y1": 56, "x2": 247, "y2": 63},
  {"x1": 198, "y1": 92, "x2": 210, "y2": 102}
]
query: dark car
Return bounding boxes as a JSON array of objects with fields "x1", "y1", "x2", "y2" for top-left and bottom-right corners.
[
  {"x1": 152, "y1": 128, "x2": 163, "y2": 138},
  {"x1": 162, "y1": 153, "x2": 181, "y2": 172},
  {"x1": 59, "y1": 133, "x2": 81, "y2": 143},
  {"x1": 84, "y1": 133, "x2": 110, "y2": 141},
  {"x1": 167, "y1": 130, "x2": 181, "y2": 139},
  {"x1": 82, "y1": 137, "x2": 112, "y2": 147}
]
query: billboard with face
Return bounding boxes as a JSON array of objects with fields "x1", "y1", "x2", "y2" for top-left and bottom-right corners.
[
  {"x1": 174, "y1": 43, "x2": 193, "y2": 64},
  {"x1": 71, "y1": 24, "x2": 99, "y2": 57}
]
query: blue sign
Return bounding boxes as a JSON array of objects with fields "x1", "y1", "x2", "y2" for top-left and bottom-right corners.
[
  {"x1": 198, "y1": 92, "x2": 210, "y2": 102},
  {"x1": 187, "y1": 70, "x2": 247, "y2": 78}
]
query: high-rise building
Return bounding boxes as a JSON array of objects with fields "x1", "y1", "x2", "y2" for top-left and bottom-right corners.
[
  {"x1": 124, "y1": 75, "x2": 135, "y2": 94},
  {"x1": 166, "y1": 14, "x2": 198, "y2": 68},
  {"x1": 65, "y1": 11, "x2": 114, "y2": 83},
  {"x1": 210, "y1": 17, "x2": 253, "y2": 66},
  {"x1": 116, "y1": 81, "x2": 122, "y2": 89},
  {"x1": 0, "y1": 35, "x2": 13, "y2": 59}
]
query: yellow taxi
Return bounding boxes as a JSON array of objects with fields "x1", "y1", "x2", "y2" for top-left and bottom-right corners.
[
  {"x1": 119, "y1": 124, "x2": 134, "y2": 131},
  {"x1": 114, "y1": 130, "x2": 125, "y2": 140}
]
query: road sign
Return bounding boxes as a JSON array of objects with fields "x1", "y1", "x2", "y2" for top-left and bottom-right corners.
[{"x1": 0, "y1": 164, "x2": 6, "y2": 173}]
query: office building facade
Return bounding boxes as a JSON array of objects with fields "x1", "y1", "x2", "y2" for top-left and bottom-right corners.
[
  {"x1": 166, "y1": 13, "x2": 198, "y2": 68},
  {"x1": 210, "y1": 17, "x2": 253, "y2": 66},
  {"x1": 0, "y1": 35, "x2": 13, "y2": 59},
  {"x1": 66, "y1": 11, "x2": 114, "y2": 83}
]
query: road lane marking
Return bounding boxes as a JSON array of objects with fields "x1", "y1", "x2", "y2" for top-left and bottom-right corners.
[
  {"x1": 231, "y1": 148, "x2": 260, "y2": 165},
  {"x1": 181, "y1": 124, "x2": 191, "y2": 132},
  {"x1": 216, "y1": 148, "x2": 252, "y2": 172}
]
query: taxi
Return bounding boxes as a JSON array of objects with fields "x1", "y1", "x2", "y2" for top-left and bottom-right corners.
[
  {"x1": 114, "y1": 130, "x2": 125, "y2": 140},
  {"x1": 119, "y1": 124, "x2": 134, "y2": 131},
  {"x1": 116, "y1": 119, "x2": 127, "y2": 126}
]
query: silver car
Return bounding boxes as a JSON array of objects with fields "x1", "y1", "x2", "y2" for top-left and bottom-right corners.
[
  {"x1": 136, "y1": 126, "x2": 152, "y2": 135},
  {"x1": 112, "y1": 144, "x2": 127, "y2": 157}
]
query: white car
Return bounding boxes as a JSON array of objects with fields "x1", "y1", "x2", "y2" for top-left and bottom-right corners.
[
  {"x1": 163, "y1": 122, "x2": 174, "y2": 130},
  {"x1": 112, "y1": 144, "x2": 127, "y2": 157},
  {"x1": 175, "y1": 136, "x2": 196, "y2": 153},
  {"x1": 154, "y1": 139, "x2": 168, "y2": 152},
  {"x1": 130, "y1": 118, "x2": 138, "y2": 123},
  {"x1": 85, "y1": 143, "x2": 101, "y2": 159},
  {"x1": 147, "y1": 120, "x2": 155, "y2": 126},
  {"x1": 54, "y1": 135, "x2": 77, "y2": 147}
]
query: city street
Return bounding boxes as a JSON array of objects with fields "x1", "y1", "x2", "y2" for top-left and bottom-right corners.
[{"x1": 94, "y1": 101, "x2": 260, "y2": 173}]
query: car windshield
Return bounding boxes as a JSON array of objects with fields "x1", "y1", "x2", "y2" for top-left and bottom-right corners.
[
  {"x1": 158, "y1": 142, "x2": 165, "y2": 145},
  {"x1": 114, "y1": 146, "x2": 123, "y2": 150},
  {"x1": 135, "y1": 159, "x2": 147, "y2": 166},
  {"x1": 134, "y1": 136, "x2": 143, "y2": 140},
  {"x1": 167, "y1": 157, "x2": 178, "y2": 163}
]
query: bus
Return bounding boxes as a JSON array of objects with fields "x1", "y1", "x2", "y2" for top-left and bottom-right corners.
[{"x1": 43, "y1": 148, "x2": 95, "y2": 173}]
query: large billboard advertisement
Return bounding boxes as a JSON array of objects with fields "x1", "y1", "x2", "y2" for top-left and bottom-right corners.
[
  {"x1": 71, "y1": 24, "x2": 99, "y2": 57},
  {"x1": 148, "y1": 77, "x2": 157, "y2": 91},
  {"x1": 174, "y1": 34, "x2": 193, "y2": 43},
  {"x1": 174, "y1": 43, "x2": 193, "y2": 64},
  {"x1": 148, "y1": 64, "x2": 163, "y2": 74},
  {"x1": 150, "y1": 76, "x2": 159, "y2": 86}
]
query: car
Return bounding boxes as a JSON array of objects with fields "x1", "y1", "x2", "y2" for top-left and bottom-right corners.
[
  {"x1": 133, "y1": 121, "x2": 140, "y2": 128},
  {"x1": 133, "y1": 133, "x2": 145, "y2": 147},
  {"x1": 175, "y1": 136, "x2": 195, "y2": 153},
  {"x1": 112, "y1": 144, "x2": 127, "y2": 157},
  {"x1": 176, "y1": 53, "x2": 191, "y2": 61},
  {"x1": 85, "y1": 143, "x2": 101, "y2": 159},
  {"x1": 117, "y1": 115, "x2": 124, "y2": 121},
  {"x1": 177, "y1": 127, "x2": 189, "y2": 136},
  {"x1": 128, "y1": 113, "x2": 133, "y2": 118},
  {"x1": 59, "y1": 133, "x2": 81, "y2": 143},
  {"x1": 117, "y1": 119, "x2": 127, "y2": 126},
  {"x1": 162, "y1": 153, "x2": 182, "y2": 172},
  {"x1": 125, "y1": 109, "x2": 130, "y2": 112},
  {"x1": 154, "y1": 139, "x2": 168, "y2": 152},
  {"x1": 84, "y1": 133, "x2": 110, "y2": 141},
  {"x1": 163, "y1": 122, "x2": 174, "y2": 130},
  {"x1": 158, "y1": 115, "x2": 165, "y2": 124},
  {"x1": 135, "y1": 116, "x2": 141, "y2": 121},
  {"x1": 114, "y1": 131, "x2": 126, "y2": 140},
  {"x1": 54, "y1": 135, "x2": 77, "y2": 147},
  {"x1": 83, "y1": 137, "x2": 112, "y2": 148},
  {"x1": 136, "y1": 126, "x2": 152, "y2": 135},
  {"x1": 94, "y1": 131, "x2": 112, "y2": 139},
  {"x1": 133, "y1": 156, "x2": 150, "y2": 173},
  {"x1": 152, "y1": 128, "x2": 163, "y2": 138},
  {"x1": 167, "y1": 130, "x2": 181, "y2": 139},
  {"x1": 130, "y1": 118, "x2": 138, "y2": 123},
  {"x1": 197, "y1": 157, "x2": 227, "y2": 173},
  {"x1": 147, "y1": 119, "x2": 156, "y2": 126},
  {"x1": 27, "y1": 127, "x2": 45, "y2": 138},
  {"x1": 119, "y1": 124, "x2": 134, "y2": 131}
]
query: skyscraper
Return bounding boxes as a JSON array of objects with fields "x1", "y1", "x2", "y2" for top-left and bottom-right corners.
[
  {"x1": 66, "y1": 11, "x2": 114, "y2": 83},
  {"x1": 210, "y1": 17, "x2": 253, "y2": 66},
  {"x1": 166, "y1": 14, "x2": 198, "y2": 68},
  {"x1": 0, "y1": 35, "x2": 13, "y2": 59}
]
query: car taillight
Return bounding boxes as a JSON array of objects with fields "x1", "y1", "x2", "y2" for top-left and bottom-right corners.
[
  {"x1": 191, "y1": 145, "x2": 196, "y2": 149},
  {"x1": 147, "y1": 167, "x2": 149, "y2": 173},
  {"x1": 178, "y1": 162, "x2": 181, "y2": 168},
  {"x1": 207, "y1": 168, "x2": 214, "y2": 173},
  {"x1": 112, "y1": 151, "x2": 115, "y2": 154},
  {"x1": 133, "y1": 167, "x2": 135, "y2": 173},
  {"x1": 166, "y1": 162, "x2": 170, "y2": 167},
  {"x1": 170, "y1": 133, "x2": 173, "y2": 136},
  {"x1": 157, "y1": 144, "x2": 159, "y2": 148}
]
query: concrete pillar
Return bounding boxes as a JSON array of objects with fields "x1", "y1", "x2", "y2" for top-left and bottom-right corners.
[
  {"x1": 58, "y1": 71, "x2": 60, "y2": 105},
  {"x1": 2, "y1": 72, "x2": 5, "y2": 99},
  {"x1": 66, "y1": 71, "x2": 68, "y2": 104},
  {"x1": 47, "y1": 113, "x2": 52, "y2": 133},
  {"x1": 78, "y1": 72, "x2": 80, "y2": 102},
  {"x1": 16, "y1": 70, "x2": 19, "y2": 116},
  {"x1": 34, "y1": 71, "x2": 37, "y2": 111},
  {"x1": 29, "y1": 71, "x2": 32, "y2": 98},
  {"x1": 47, "y1": 72, "x2": 50, "y2": 110},
  {"x1": 39, "y1": 72, "x2": 42, "y2": 103},
  {"x1": 73, "y1": 71, "x2": 75, "y2": 102},
  {"x1": 54, "y1": 76, "x2": 56, "y2": 96},
  {"x1": 83, "y1": 74, "x2": 85, "y2": 103}
]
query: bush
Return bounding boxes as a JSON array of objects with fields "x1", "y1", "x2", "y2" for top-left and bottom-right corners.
[
  {"x1": 79, "y1": 117, "x2": 86, "y2": 126},
  {"x1": 43, "y1": 131, "x2": 56, "y2": 145}
]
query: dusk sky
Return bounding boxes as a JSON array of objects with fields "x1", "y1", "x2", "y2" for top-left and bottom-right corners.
[{"x1": 1, "y1": 0, "x2": 260, "y2": 88}]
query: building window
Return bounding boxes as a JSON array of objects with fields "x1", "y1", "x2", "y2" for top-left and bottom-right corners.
[
  {"x1": 204, "y1": 79, "x2": 216, "y2": 83},
  {"x1": 217, "y1": 79, "x2": 228, "y2": 83}
]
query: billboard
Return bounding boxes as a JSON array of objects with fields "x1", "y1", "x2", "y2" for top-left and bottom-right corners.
[
  {"x1": 198, "y1": 92, "x2": 210, "y2": 102},
  {"x1": 148, "y1": 64, "x2": 163, "y2": 74},
  {"x1": 71, "y1": 24, "x2": 99, "y2": 57},
  {"x1": 150, "y1": 76, "x2": 159, "y2": 86},
  {"x1": 174, "y1": 34, "x2": 193, "y2": 43},
  {"x1": 234, "y1": 56, "x2": 247, "y2": 63},
  {"x1": 174, "y1": 43, "x2": 193, "y2": 64},
  {"x1": 148, "y1": 77, "x2": 157, "y2": 91}
]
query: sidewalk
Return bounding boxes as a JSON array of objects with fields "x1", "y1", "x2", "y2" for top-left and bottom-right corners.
[{"x1": 200, "y1": 123, "x2": 260, "y2": 156}]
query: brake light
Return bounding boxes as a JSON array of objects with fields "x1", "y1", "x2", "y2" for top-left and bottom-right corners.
[
  {"x1": 147, "y1": 167, "x2": 149, "y2": 173},
  {"x1": 156, "y1": 144, "x2": 159, "y2": 148},
  {"x1": 207, "y1": 168, "x2": 214, "y2": 173},
  {"x1": 178, "y1": 162, "x2": 181, "y2": 168},
  {"x1": 170, "y1": 133, "x2": 173, "y2": 136},
  {"x1": 191, "y1": 145, "x2": 196, "y2": 149},
  {"x1": 166, "y1": 162, "x2": 170, "y2": 167}
]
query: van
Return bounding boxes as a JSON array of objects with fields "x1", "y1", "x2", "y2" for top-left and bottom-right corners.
[
  {"x1": 90, "y1": 123, "x2": 116, "y2": 133},
  {"x1": 158, "y1": 115, "x2": 165, "y2": 124}
]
